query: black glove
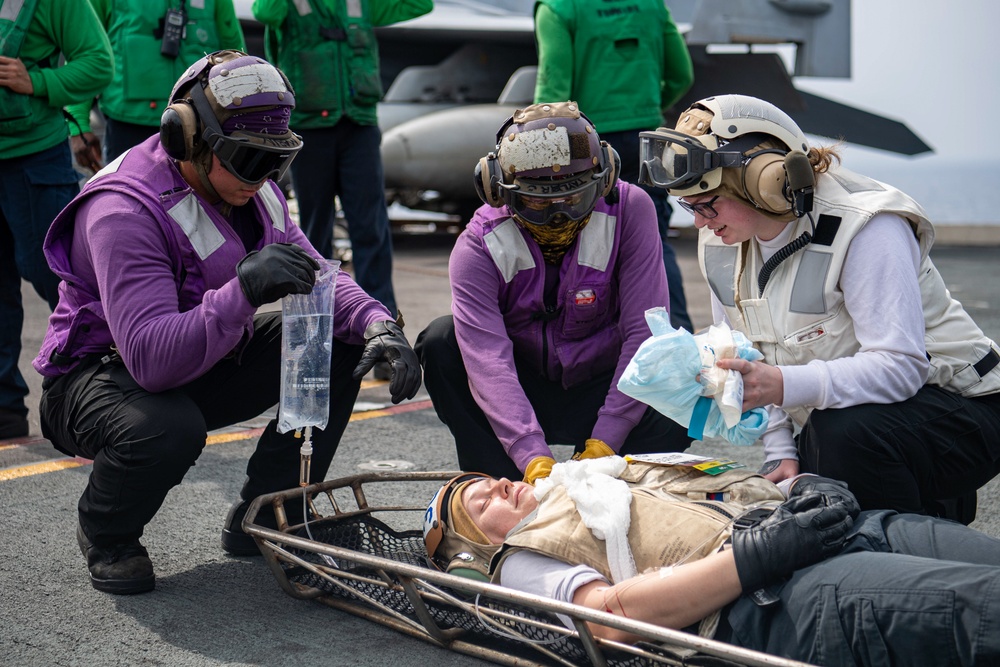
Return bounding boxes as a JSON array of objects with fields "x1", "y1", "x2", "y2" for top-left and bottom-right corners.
[
  {"x1": 236, "y1": 243, "x2": 320, "y2": 308},
  {"x1": 788, "y1": 475, "x2": 861, "y2": 517},
  {"x1": 731, "y1": 492, "x2": 854, "y2": 593},
  {"x1": 352, "y1": 320, "x2": 421, "y2": 403}
]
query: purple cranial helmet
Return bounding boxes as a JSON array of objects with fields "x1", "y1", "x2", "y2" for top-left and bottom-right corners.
[{"x1": 161, "y1": 50, "x2": 302, "y2": 184}]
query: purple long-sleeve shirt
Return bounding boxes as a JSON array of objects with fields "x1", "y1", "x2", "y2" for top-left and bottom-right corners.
[
  {"x1": 34, "y1": 137, "x2": 390, "y2": 391},
  {"x1": 451, "y1": 182, "x2": 670, "y2": 472}
]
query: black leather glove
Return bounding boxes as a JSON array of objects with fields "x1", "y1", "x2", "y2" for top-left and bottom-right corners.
[
  {"x1": 731, "y1": 492, "x2": 854, "y2": 593},
  {"x1": 236, "y1": 243, "x2": 320, "y2": 307},
  {"x1": 352, "y1": 320, "x2": 421, "y2": 403},
  {"x1": 788, "y1": 475, "x2": 861, "y2": 517}
]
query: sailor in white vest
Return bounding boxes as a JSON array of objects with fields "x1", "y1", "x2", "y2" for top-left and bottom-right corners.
[{"x1": 637, "y1": 94, "x2": 1000, "y2": 524}]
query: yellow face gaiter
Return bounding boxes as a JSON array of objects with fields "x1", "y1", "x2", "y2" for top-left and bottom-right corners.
[{"x1": 515, "y1": 213, "x2": 592, "y2": 264}]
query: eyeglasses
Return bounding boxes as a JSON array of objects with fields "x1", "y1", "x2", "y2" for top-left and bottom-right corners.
[{"x1": 678, "y1": 195, "x2": 720, "y2": 219}]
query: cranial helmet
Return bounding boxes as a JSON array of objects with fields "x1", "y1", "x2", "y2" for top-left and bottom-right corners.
[
  {"x1": 638, "y1": 94, "x2": 815, "y2": 218},
  {"x1": 423, "y1": 473, "x2": 499, "y2": 581},
  {"x1": 474, "y1": 101, "x2": 619, "y2": 226},
  {"x1": 160, "y1": 50, "x2": 302, "y2": 184}
]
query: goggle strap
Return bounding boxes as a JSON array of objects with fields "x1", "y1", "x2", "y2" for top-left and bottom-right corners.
[
  {"x1": 189, "y1": 82, "x2": 226, "y2": 147},
  {"x1": 713, "y1": 133, "x2": 773, "y2": 161}
]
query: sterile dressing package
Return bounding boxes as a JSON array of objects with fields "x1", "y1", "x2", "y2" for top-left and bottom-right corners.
[{"x1": 617, "y1": 307, "x2": 768, "y2": 445}]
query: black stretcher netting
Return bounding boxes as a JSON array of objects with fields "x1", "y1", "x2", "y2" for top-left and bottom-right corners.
[{"x1": 273, "y1": 514, "x2": 721, "y2": 667}]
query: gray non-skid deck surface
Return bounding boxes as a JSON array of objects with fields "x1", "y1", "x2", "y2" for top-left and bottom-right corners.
[{"x1": 3, "y1": 234, "x2": 999, "y2": 666}]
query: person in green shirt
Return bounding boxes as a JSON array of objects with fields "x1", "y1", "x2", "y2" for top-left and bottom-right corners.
[
  {"x1": 533, "y1": 0, "x2": 694, "y2": 332},
  {"x1": 252, "y1": 0, "x2": 432, "y2": 336},
  {"x1": 0, "y1": 0, "x2": 113, "y2": 439},
  {"x1": 65, "y1": 0, "x2": 245, "y2": 170}
]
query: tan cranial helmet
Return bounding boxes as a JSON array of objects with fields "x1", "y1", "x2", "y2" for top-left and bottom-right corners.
[
  {"x1": 638, "y1": 94, "x2": 814, "y2": 219},
  {"x1": 423, "y1": 473, "x2": 501, "y2": 580}
]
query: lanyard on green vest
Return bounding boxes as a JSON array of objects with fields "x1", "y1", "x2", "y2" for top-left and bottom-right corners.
[{"x1": 0, "y1": 0, "x2": 39, "y2": 58}]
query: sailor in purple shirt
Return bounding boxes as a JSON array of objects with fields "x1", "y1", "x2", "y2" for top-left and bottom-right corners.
[
  {"x1": 32, "y1": 51, "x2": 421, "y2": 595},
  {"x1": 415, "y1": 102, "x2": 691, "y2": 484}
]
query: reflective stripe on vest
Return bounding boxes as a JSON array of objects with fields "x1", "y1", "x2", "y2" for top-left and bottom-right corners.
[
  {"x1": 167, "y1": 194, "x2": 226, "y2": 260},
  {"x1": 167, "y1": 185, "x2": 286, "y2": 260},
  {"x1": 0, "y1": 0, "x2": 26, "y2": 22},
  {"x1": 577, "y1": 211, "x2": 615, "y2": 272},
  {"x1": 485, "y1": 218, "x2": 535, "y2": 283},
  {"x1": 258, "y1": 185, "x2": 286, "y2": 233},
  {"x1": 484, "y1": 213, "x2": 618, "y2": 282}
]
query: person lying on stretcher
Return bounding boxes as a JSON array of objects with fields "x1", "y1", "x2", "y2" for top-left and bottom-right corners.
[{"x1": 422, "y1": 457, "x2": 1000, "y2": 665}]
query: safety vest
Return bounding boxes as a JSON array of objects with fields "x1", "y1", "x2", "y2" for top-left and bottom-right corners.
[
  {"x1": 35, "y1": 135, "x2": 291, "y2": 375},
  {"x1": 469, "y1": 201, "x2": 627, "y2": 388},
  {"x1": 100, "y1": 0, "x2": 225, "y2": 126},
  {"x1": 699, "y1": 166, "x2": 1000, "y2": 426},
  {"x1": 265, "y1": 0, "x2": 381, "y2": 128},
  {"x1": 535, "y1": 0, "x2": 669, "y2": 133},
  {"x1": 0, "y1": 0, "x2": 38, "y2": 133},
  {"x1": 491, "y1": 461, "x2": 784, "y2": 638}
]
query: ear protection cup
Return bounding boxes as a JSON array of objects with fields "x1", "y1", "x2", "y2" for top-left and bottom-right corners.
[
  {"x1": 741, "y1": 148, "x2": 816, "y2": 216},
  {"x1": 475, "y1": 115, "x2": 620, "y2": 211},
  {"x1": 474, "y1": 153, "x2": 505, "y2": 208},
  {"x1": 742, "y1": 150, "x2": 790, "y2": 214},
  {"x1": 159, "y1": 101, "x2": 200, "y2": 161}
]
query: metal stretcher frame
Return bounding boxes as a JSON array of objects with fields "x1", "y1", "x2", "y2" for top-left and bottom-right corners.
[{"x1": 243, "y1": 470, "x2": 815, "y2": 667}]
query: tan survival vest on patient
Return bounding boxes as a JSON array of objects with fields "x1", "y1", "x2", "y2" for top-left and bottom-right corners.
[{"x1": 489, "y1": 462, "x2": 784, "y2": 638}]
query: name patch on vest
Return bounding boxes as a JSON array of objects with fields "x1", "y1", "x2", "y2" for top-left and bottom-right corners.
[{"x1": 574, "y1": 289, "x2": 596, "y2": 306}]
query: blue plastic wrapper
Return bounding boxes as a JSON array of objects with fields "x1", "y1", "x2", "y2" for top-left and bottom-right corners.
[{"x1": 618, "y1": 308, "x2": 768, "y2": 445}]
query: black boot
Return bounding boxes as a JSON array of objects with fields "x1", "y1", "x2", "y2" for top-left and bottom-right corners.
[
  {"x1": 221, "y1": 496, "x2": 311, "y2": 556},
  {"x1": 0, "y1": 408, "x2": 28, "y2": 439},
  {"x1": 221, "y1": 499, "x2": 262, "y2": 556},
  {"x1": 76, "y1": 524, "x2": 155, "y2": 595}
]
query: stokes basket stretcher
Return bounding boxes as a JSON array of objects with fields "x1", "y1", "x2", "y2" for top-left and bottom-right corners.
[{"x1": 243, "y1": 470, "x2": 815, "y2": 667}]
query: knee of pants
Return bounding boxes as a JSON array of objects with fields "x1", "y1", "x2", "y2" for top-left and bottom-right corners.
[
  {"x1": 415, "y1": 316, "x2": 460, "y2": 369},
  {"x1": 118, "y1": 409, "x2": 208, "y2": 479},
  {"x1": 803, "y1": 409, "x2": 892, "y2": 476}
]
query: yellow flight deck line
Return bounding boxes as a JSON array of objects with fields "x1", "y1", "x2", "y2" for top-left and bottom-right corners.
[{"x1": 0, "y1": 398, "x2": 434, "y2": 483}]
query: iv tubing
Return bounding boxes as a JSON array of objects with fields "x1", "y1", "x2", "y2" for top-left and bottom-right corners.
[{"x1": 299, "y1": 425, "x2": 313, "y2": 487}]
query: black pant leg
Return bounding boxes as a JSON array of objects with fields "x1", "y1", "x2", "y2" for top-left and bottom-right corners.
[
  {"x1": 416, "y1": 315, "x2": 522, "y2": 479},
  {"x1": 416, "y1": 315, "x2": 692, "y2": 477},
  {"x1": 181, "y1": 312, "x2": 364, "y2": 499},
  {"x1": 797, "y1": 385, "x2": 1000, "y2": 517},
  {"x1": 40, "y1": 357, "x2": 208, "y2": 545},
  {"x1": 40, "y1": 312, "x2": 365, "y2": 543}
]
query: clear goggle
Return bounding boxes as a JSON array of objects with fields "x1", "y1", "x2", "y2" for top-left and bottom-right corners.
[
  {"x1": 501, "y1": 170, "x2": 606, "y2": 226},
  {"x1": 638, "y1": 129, "x2": 747, "y2": 193},
  {"x1": 204, "y1": 128, "x2": 303, "y2": 185},
  {"x1": 423, "y1": 472, "x2": 491, "y2": 563}
]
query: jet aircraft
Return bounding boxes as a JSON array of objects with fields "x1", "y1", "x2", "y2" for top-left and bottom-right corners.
[{"x1": 236, "y1": 0, "x2": 931, "y2": 223}]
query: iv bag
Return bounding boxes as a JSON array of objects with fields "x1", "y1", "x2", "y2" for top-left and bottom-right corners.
[{"x1": 278, "y1": 260, "x2": 340, "y2": 434}]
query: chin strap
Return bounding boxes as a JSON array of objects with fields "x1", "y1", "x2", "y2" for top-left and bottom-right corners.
[{"x1": 190, "y1": 147, "x2": 226, "y2": 211}]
